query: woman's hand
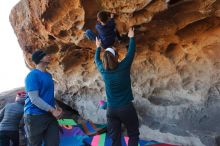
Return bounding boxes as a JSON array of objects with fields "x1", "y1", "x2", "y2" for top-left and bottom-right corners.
[
  {"x1": 128, "y1": 27, "x2": 134, "y2": 38},
  {"x1": 96, "y1": 37, "x2": 101, "y2": 48}
]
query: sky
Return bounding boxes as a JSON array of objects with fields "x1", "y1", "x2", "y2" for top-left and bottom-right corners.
[{"x1": 0, "y1": 0, "x2": 29, "y2": 93}]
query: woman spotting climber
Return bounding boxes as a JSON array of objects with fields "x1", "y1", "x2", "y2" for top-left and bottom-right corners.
[{"x1": 94, "y1": 27, "x2": 140, "y2": 146}]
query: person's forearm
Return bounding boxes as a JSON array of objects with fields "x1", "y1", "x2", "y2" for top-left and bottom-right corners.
[
  {"x1": 126, "y1": 37, "x2": 136, "y2": 58},
  {"x1": 128, "y1": 37, "x2": 135, "y2": 52},
  {"x1": 0, "y1": 107, "x2": 5, "y2": 122},
  {"x1": 95, "y1": 47, "x2": 102, "y2": 64},
  {"x1": 121, "y1": 37, "x2": 136, "y2": 66},
  {"x1": 28, "y1": 91, "x2": 54, "y2": 112},
  {"x1": 108, "y1": 17, "x2": 115, "y2": 27},
  {"x1": 19, "y1": 117, "x2": 24, "y2": 129}
]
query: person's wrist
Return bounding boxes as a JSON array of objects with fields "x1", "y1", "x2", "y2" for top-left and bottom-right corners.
[{"x1": 48, "y1": 108, "x2": 55, "y2": 113}]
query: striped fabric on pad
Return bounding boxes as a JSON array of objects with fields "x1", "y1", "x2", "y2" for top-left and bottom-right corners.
[
  {"x1": 58, "y1": 119, "x2": 88, "y2": 146},
  {"x1": 83, "y1": 133, "x2": 177, "y2": 146}
]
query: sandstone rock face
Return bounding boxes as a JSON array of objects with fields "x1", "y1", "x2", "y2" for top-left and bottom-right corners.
[{"x1": 10, "y1": 0, "x2": 220, "y2": 145}]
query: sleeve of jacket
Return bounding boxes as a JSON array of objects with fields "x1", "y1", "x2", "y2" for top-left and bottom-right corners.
[
  {"x1": 120, "y1": 37, "x2": 136, "y2": 68},
  {"x1": 28, "y1": 91, "x2": 54, "y2": 112},
  {"x1": 95, "y1": 47, "x2": 103, "y2": 72},
  {"x1": 0, "y1": 106, "x2": 6, "y2": 122}
]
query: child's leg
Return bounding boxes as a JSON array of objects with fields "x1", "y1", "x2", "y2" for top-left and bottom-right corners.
[{"x1": 85, "y1": 29, "x2": 97, "y2": 41}]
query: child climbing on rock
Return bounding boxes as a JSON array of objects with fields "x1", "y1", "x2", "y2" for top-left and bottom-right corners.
[{"x1": 85, "y1": 11, "x2": 121, "y2": 49}]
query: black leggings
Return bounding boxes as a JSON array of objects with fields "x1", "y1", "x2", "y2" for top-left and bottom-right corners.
[{"x1": 107, "y1": 103, "x2": 140, "y2": 146}]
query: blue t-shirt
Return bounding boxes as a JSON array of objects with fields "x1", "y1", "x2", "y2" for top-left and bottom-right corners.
[
  {"x1": 95, "y1": 38, "x2": 136, "y2": 108},
  {"x1": 95, "y1": 18, "x2": 116, "y2": 48},
  {"x1": 24, "y1": 69, "x2": 55, "y2": 114}
]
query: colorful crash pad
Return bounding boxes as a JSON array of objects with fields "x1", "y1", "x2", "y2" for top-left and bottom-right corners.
[
  {"x1": 79, "y1": 120, "x2": 107, "y2": 136},
  {"x1": 58, "y1": 119, "x2": 77, "y2": 126},
  {"x1": 58, "y1": 119, "x2": 88, "y2": 146},
  {"x1": 83, "y1": 133, "x2": 178, "y2": 146}
]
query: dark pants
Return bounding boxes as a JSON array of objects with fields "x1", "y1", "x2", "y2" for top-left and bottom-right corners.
[
  {"x1": 85, "y1": 29, "x2": 97, "y2": 41},
  {"x1": 24, "y1": 114, "x2": 59, "y2": 146},
  {"x1": 0, "y1": 130, "x2": 19, "y2": 146},
  {"x1": 107, "y1": 103, "x2": 140, "y2": 146}
]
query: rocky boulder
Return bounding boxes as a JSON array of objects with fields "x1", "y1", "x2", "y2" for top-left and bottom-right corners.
[{"x1": 10, "y1": 0, "x2": 220, "y2": 145}]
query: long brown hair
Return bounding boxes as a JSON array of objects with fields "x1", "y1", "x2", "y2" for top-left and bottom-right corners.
[{"x1": 103, "y1": 51, "x2": 118, "y2": 71}]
